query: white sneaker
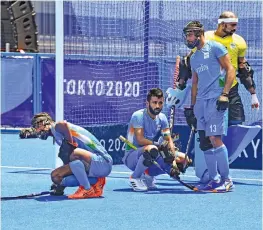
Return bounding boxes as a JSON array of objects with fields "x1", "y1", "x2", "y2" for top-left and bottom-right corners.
[
  {"x1": 141, "y1": 173, "x2": 157, "y2": 189},
  {"x1": 129, "y1": 176, "x2": 148, "y2": 192}
]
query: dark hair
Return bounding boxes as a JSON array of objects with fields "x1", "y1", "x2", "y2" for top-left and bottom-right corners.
[
  {"x1": 31, "y1": 112, "x2": 54, "y2": 128},
  {"x1": 183, "y1": 21, "x2": 204, "y2": 36},
  {"x1": 219, "y1": 11, "x2": 237, "y2": 19},
  {"x1": 147, "y1": 88, "x2": 164, "y2": 102}
]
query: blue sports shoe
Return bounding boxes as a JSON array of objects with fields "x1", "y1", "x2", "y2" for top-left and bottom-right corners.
[{"x1": 194, "y1": 179, "x2": 226, "y2": 193}]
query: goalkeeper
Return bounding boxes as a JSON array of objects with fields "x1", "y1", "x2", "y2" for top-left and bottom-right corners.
[
  {"x1": 166, "y1": 11, "x2": 260, "y2": 183},
  {"x1": 31, "y1": 112, "x2": 113, "y2": 199},
  {"x1": 122, "y1": 88, "x2": 191, "y2": 192}
]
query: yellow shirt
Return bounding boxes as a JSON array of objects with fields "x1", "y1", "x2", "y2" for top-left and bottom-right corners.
[{"x1": 192, "y1": 31, "x2": 247, "y2": 87}]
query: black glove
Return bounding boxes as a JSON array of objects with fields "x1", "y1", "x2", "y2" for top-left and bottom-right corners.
[
  {"x1": 19, "y1": 127, "x2": 38, "y2": 139},
  {"x1": 58, "y1": 139, "x2": 78, "y2": 164},
  {"x1": 178, "y1": 56, "x2": 192, "y2": 90},
  {"x1": 184, "y1": 107, "x2": 197, "y2": 130},
  {"x1": 216, "y1": 93, "x2": 229, "y2": 111},
  {"x1": 177, "y1": 156, "x2": 192, "y2": 173},
  {"x1": 170, "y1": 162, "x2": 180, "y2": 178},
  {"x1": 50, "y1": 184, "x2": 65, "y2": 196},
  {"x1": 158, "y1": 141, "x2": 175, "y2": 164}
]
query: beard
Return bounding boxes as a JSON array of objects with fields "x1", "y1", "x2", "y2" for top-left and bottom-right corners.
[
  {"x1": 223, "y1": 27, "x2": 236, "y2": 36},
  {"x1": 149, "y1": 105, "x2": 162, "y2": 115}
]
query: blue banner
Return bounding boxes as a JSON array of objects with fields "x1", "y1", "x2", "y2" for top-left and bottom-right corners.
[
  {"x1": 1, "y1": 58, "x2": 34, "y2": 127},
  {"x1": 231, "y1": 131, "x2": 262, "y2": 170},
  {"x1": 41, "y1": 59, "x2": 159, "y2": 125}
]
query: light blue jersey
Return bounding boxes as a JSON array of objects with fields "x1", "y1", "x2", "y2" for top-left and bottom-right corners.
[
  {"x1": 126, "y1": 109, "x2": 170, "y2": 150},
  {"x1": 51, "y1": 122, "x2": 112, "y2": 162},
  {"x1": 190, "y1": 40, "x2": 228, "y2": 99}
]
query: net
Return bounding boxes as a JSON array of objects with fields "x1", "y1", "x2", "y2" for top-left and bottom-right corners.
[{"x1": 61, "y1": 0, "x2": 262, "y2": 126}]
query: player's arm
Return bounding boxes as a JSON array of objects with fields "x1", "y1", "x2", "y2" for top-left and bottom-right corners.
[
  {"x1": 219, "y1": 53, "x2": 235, "y2": 94},
  {"x1": 238, "y1": 57, "x2": 256, "y2": 93},
  {"x1": 238, "y1": 57, "x2": 259, "y2": 109},
  {"x1": 134, "y1": 128, "x2": 154, "y2": 146},
  {"x1": 183, "y1": 70, "x2": 198, "y2": 130},
  {"x1": 216, "y1": 53, "x2": 235, "y2": 111},
  {"x1": 55, "y1": 121, "x2": 77, "y2": 164},
  {"x1": 236, "y1": 36, "x2": 259, "y2": 106},
  {"x1": 131, "y1": 113, "x2": 154, "y2": 146},
  {"x1": 55, "y1": 121, "x2": 74, "y2": 143},
  {"x1": 163, "y1": 134, "x2": 177, "y2": 156},
  {"x1": 161, "y1": 117, "x2": 176, "y2": 156}
]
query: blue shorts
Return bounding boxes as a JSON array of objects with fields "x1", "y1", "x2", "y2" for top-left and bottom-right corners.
[
  {"x1": 88, "y1": 154, "x2": 113, "y2": 177},
  {"x1": 122, "y1": 147, "x2": 144, "y2": 171},
  {"x1": 194, "y1": 97, "x2": 228, "y2": 136}
]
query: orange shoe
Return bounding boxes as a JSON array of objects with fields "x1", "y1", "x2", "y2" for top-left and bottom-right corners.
[
  {"x1": 68, "y1": 186, "x2": 99, "y2": 199},
  {"x1": 92, "y1": 177, "x2": 106, "y2": 196}
]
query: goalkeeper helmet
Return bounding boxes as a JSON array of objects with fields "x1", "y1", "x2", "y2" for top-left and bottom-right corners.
[{"x1": 183, "y1": 21, "x2": 204, "y2": 49}]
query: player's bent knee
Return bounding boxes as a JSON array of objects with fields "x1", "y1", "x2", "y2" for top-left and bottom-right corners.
[
  {"x1": 51, "y1": 165, "x2": 72, "y2": 184},
  {"x1": 51, "y1": 170, "x2": 63, "y2": 184},
  {"x1": 148, "y1": 148, "x2": 159, "y2": 159},
  {"x1": 198, "y1": 130, "x2": 213, "y2": 151}
]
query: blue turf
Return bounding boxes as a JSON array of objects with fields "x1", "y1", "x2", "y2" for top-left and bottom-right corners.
[{"x1": 1, "y1": 134, "x2": 262, "y2": 230}]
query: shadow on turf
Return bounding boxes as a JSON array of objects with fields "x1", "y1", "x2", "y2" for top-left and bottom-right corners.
[
  {"x1": 113, "y1": 188, "x2": 204, "y2": 195},
  {"x1": 35, "y1": 195, "x2": 68, "y2": 202},
  {"x1": 35, "y1": 194, "x2": 105, "y2": 202}
]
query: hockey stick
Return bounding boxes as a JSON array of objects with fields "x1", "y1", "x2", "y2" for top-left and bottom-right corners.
[
  {"x1": 119, "y1": 135, "x2": 195, "y2": 191},
  {"x1": 169, "y1": 56, "x2": 180, "y2": 131},
  {"x1": 1, "y1": 191, "x2": 50, "y2": 201},
  {"x1": 181, "y1": 126, "x2": 195, "y2": 172}
]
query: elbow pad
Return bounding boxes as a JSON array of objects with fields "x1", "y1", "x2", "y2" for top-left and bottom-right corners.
[
  {"x1": 178, "y1": 56, "x2": 192, "y2": 88},
  {"x1": 237, "y1": 62, "x2": 256, "y2": 90}
]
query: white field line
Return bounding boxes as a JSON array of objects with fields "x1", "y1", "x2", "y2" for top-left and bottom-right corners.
[{"x1": 1, "y1": 165, "x2": 262, "y2": 182}]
